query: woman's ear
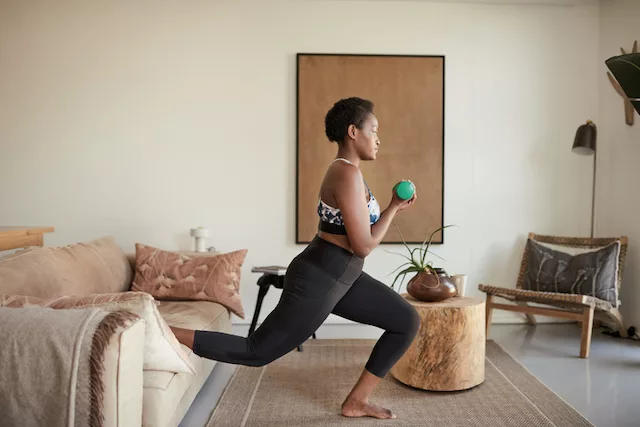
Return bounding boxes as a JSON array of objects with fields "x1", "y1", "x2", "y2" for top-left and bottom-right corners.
[{"x1": 347, "y1": 124, "x2": 357, "y2": 140}]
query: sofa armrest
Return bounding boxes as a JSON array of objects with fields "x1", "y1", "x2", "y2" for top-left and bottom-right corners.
[{"x1": 101, "y1": 317, "x2": 146, "y2": 427}]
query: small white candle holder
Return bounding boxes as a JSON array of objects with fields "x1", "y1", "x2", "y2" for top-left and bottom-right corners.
[
  {"x1": 190, "y1": 227, "x2": 209, "y2": 252},
  {"x1": 452, "y1": 274, "x2": 468, "y2": 297}
]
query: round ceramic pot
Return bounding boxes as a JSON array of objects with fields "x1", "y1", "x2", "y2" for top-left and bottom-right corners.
[{"x1": 407, "y1": 268, "x2": 457, "y2": 302}]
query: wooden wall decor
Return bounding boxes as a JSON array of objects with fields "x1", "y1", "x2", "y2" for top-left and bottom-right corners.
[
  {"x1": 296, "y1": 54, "x2": 445, "y2": 244},
  {"x1": 606, "y1": 40, "x2": 638, "y2": 126}
]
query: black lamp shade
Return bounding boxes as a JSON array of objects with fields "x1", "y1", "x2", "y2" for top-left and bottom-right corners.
[{"x1": 572, "y1": 120, "x2": 597, "y2": 155}]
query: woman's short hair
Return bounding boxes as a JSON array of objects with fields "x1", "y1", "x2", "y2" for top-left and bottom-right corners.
[{"x1": 324, "y1": 97, "x2": 374, "y2": 143}]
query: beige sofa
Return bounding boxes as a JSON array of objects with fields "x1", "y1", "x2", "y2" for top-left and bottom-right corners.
[{"x1": 0, "y1": 236, "x2": 234, "y2": 427}]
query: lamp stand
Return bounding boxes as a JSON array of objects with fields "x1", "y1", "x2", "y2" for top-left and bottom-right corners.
[
  {"x1": 572, "y1": 119, "x2": 598, "y2": 238},
  {"x1": 590, "y1": 150, "x2": 596, "y2": 239}
]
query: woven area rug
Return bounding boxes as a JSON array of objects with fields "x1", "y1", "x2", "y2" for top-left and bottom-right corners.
[{"x1": 207, "y1": 339, "x2": 593, "y2": 427}]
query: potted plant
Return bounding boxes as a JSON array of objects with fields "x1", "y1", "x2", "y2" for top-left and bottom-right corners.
[{"x1": 388, "y1": 224, "x2": 457, "y2": 302}]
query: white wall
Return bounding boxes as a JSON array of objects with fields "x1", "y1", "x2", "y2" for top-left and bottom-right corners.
[
  {"x1": 0, "y1": 0, "x2": 600, "y2": 328},
  {"x1": 597, "y1": 0, "x2": 640, "y2": 332}
]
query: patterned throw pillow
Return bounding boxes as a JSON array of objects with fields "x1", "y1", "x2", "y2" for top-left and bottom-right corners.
[
  {"x1": 131, "y1": 244, "x2": 247, "y2": 319},
  {"x1": 0, "y1": 292, "x2": 197, "y2": 374},
  {"x1": 523, "y1": 239, "x2": 621, "y2": 307}
]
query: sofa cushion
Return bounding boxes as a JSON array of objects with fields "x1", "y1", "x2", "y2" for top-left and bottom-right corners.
[
  {"x1": 0, "y1": 236, "x2": 132, "y2": 298},
  {"x1": 143, "y1": 343, "x2": 208, "y2": 391},
  {"x1": 143, "y1": 300, "x2": 230, "y2": 390},
  {"x1": 142, "y1": 358, "x2": 216, "y2": 427},
  {"x1": 141, "y1": 301, "x2": 231, "y2": 427},
  {"x1": 131, "y1": 244, "x2": 247, "y2": 319},
  {"x1": 156, "y1": 300, "x2": 230, "y2": 330},
  {"x1": 0, "y1": 292, "x2": 197, "y2": 375}
]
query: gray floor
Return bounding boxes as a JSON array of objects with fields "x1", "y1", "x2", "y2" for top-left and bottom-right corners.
[
  {"x1": 179, "y1": 324, "x2": 640, "y2": 427},
  {"x1": 488, "y1": 324, "x2": 640, "y2": 427}
]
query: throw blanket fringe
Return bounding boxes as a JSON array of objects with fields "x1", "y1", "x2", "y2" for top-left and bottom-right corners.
[{"x1": 90, "y1": 310, "x2": 140, "y2": 427}]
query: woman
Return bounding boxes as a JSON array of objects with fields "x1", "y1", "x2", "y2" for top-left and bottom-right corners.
[{"x1": 171, "y1": 97, "x2": 420, "y2": 420}]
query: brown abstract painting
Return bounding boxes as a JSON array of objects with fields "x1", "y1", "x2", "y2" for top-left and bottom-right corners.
[{"x1": 296, "y1": 54, "x2": 445, "y2": 244}]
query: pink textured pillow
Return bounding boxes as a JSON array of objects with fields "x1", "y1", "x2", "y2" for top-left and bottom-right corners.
[{"x1": 131, "y1": 244, "x2": 247, "y2": 319}]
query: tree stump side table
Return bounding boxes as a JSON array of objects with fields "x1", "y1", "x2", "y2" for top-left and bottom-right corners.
[{"x1": 390, "y1": 294, "x2": 485, "y2": 391}]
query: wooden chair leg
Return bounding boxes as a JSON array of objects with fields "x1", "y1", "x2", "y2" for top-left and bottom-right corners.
[
  {"x1": 580, "y1": 307, "x2": 595, "y2": 358},
  {"x1": 485, "y1": 294, "x2": 494, "y2": 338},
  {"x1": 576, "y1": 318, "x2": 600, "y2": 329},
  {"x1": 516, "y1": 301, "x2": 537, "y2": 325}
]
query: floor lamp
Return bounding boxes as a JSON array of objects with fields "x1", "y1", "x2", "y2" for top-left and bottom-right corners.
[{"x1": 572, "y1": 120, "x2": 597, "y2": 238}]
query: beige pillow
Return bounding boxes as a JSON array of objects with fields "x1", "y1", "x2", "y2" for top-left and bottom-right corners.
[
  {"x1": 131, "y1": 244, "x2": 247, "y2": 319},
  {"x1": 0, "y1": 292, "x2": 196, "y2": 374},
  {"x1": 0, "y1": 236, "x2": 132, "y2": 298}
]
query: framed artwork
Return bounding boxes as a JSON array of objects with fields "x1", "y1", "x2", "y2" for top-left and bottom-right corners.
[{"x1": 296, "y1": 53, "x2": 445, "y2": 244}]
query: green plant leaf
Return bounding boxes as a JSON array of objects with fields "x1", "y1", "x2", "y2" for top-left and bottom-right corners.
[
  {"x1": 393, "y1": 223, "x2": 417, "y2": 263},
  {"x1": 420, "y1": 225, "x2": 455, "y2": 266},
  {"x1": 389, "y1": 223, "x2": 457, "y2": 291},
  {"x1": 386, "y1": 261, "x2": 414, "y2": 277},
  {"x1": 391, "y1": 265, "x2": 424, "y2": 290},
  {"x1": 408, "y1": 247, "x2": 421, "y2": 265},
  {"x1": 420, "y1": 228, "x2": 439, "y2": 265},
  {"x1": 416, "y1": 248, "x2": 447, "y2": 263},
  {"x1": 429, "y1": 250, "x2": 447, "y2": 262},
  {"x1": 384, "y1": 249, "x2": 420, "y2": 268}
]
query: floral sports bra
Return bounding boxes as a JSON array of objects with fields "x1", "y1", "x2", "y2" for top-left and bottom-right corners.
[{"x1": 317, "y1": 158, "x2": 382, "y2": 235}]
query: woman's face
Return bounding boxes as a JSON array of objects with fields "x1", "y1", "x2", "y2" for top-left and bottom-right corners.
[{"x1": 351, "y1": 114, "x2": 380, "y2": 161}]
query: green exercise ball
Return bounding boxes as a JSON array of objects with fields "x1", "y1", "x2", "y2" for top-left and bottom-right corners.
[{"x1": 395, "y1": 181, "x2": 415, "y2": 200}]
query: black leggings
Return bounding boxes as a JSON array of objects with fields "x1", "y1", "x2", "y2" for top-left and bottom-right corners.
[{"x1": 193, "y1": 236, "x2": 420, "y2": 378}]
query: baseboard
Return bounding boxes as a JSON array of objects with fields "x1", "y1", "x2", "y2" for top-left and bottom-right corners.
[{"x1": 232, "y1": 313, "x2": 573, "y2": 339}]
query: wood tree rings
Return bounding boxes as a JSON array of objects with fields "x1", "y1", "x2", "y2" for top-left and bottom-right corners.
[{"x1": 390, "y1": 294, "x2": 486, "y2": 391}]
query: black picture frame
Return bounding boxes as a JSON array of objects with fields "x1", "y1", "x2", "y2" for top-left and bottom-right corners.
[{"x1": 295, "y1": 53, "x2": 446, "y2": 245}]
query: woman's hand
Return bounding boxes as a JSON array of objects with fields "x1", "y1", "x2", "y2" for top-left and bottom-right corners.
[{"x1": 390, "y1": 181, "x2": 418, "y2": 212}]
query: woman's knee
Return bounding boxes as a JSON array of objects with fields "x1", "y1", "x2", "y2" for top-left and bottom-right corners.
[
  {"x1": 401, "y1": 304, "x2": 421, "y2": 340},
  {"x1": 248, "y1": 337, "x2": 300, "y2": 367},
  {"x1": 385, "y1": 298, "x2": 421, "y2": 338}
]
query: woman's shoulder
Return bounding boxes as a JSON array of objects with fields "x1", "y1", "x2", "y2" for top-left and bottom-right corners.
[
  {"x1": 329, "y1": 159, "x2": 361, "y2": 181},
  {"x1": 321, "y1": 160, "x2": 364, "y2": 201}
]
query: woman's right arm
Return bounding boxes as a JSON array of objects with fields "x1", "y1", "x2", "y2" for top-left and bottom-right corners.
[{"x1": 335, "y1": 167, "x2": 417, "y2": 258}]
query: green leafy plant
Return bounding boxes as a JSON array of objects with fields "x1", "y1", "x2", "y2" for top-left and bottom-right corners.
[{"x1": 386, "y1": 224, "x2": 455, "y2": 291}]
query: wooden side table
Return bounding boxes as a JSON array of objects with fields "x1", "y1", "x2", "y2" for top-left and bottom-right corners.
[{"x1": 390, "y1": 294, "x2": 485, "y2": 391}]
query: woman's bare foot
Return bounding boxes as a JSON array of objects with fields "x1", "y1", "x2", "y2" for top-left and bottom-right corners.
[
  {"x1": 341, "y1": 397, "x2": 396, "y2": 419},
  {"x1": 170, "y1": 326, "x2": 195, "y2": 350},
  {"x1": 340, "y1": 368, "x2": 395, "y2": 419}
]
